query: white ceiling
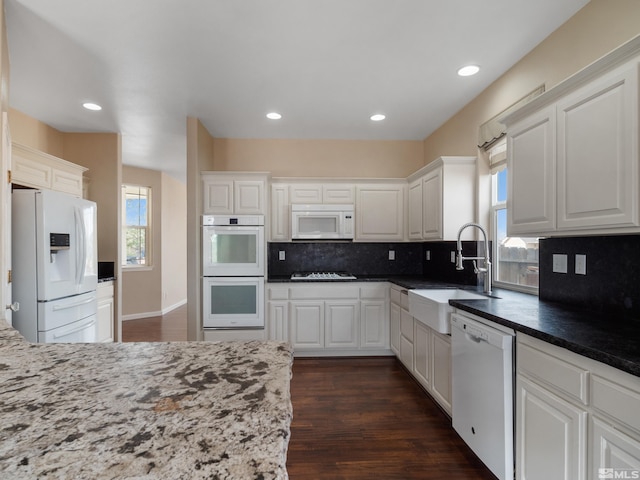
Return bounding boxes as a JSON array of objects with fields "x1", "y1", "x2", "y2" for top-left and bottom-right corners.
[{"x1": 6, "y1": 0, "x2": 590, "y2": 182}]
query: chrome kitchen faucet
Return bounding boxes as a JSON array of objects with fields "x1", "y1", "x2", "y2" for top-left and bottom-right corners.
[{"x1": 455, "y1": 222, "x2": 492, "y2": 295}]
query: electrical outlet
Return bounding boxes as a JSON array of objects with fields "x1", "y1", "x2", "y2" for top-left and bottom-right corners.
[
  {"x1": 575, "y1": 254, "x2": 587, "y2": 275},
  {"x1": 389, "y1": 250, "x2": 395, "y2": 261},
  {"x1": 552, "y1": 254, "x2": 568, "y2": 274},
  {"x1": 278, "y1": 250, "x2": 286, "y2": 261},
  {"x1": 426, "y1": 250, "x2": 431, "y2": 261},
  {"x1": 451, "y1": 251, "x2": 456, "y2": 263}
]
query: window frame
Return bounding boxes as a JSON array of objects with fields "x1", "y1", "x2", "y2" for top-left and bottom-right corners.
[
  {"x1": 121, "y1": 184, "x2": 152, "y2": 269},
  {"x1": 490, "y1": 165, "x2": 539, "y2": 295}
]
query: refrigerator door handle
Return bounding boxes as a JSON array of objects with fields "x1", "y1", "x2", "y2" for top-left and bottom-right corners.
[
  {"x1": 52, "y1": 297, "x2": 96, "y2": 311},
  {"x1": 74, "y1": 207, "x2": 87, "y2": 286}
]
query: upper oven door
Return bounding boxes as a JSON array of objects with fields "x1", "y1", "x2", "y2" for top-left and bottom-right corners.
[{"x1": 202, "y1": 225, "x2": 264, "y2": 276}]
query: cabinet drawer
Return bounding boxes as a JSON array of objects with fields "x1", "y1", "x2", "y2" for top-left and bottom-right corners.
[
  {"x1": 360, "y1": 284, "x2": 388, "y2": 300},
  {"x1": 591, "y1": 374, "x2": 640, "y2": 433},
  {"x1": 400, "y1": 290, "x2": 409, "y2": 309},
  {"x1": 269, "y1": 287, "x2": 289, "y2": 301},
  {"x1": 390, "y1": 287, "x2": 402, "y2": 305},
  {"x1": 400, "y1": 309, "x2": 414, "y2": 341},
  {"x1": 289, "y1": 286, "x2": 359, "y2": 300},
  {"x1": 518, "y1": 341, "x2": 588, "y2": 405}
]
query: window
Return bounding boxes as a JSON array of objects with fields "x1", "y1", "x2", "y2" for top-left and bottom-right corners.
[
  {"x1": 490, "y1": 144, "x2": 539, "y2": 292},
  {"x1": 122, "y1": 185, "x2": 151, "y2": 267}
]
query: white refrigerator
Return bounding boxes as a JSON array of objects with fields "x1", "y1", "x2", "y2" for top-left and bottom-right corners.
[{"x1": 12, "y1": 189, "x2": 98, "y2": 343}]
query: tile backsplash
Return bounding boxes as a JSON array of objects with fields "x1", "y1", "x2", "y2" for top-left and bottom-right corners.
[
  {"x1": 539, "y1": 235, "x2": 640, "y2": 317},
  {"x1": 267, "y1": 241, "x2": 483, "y2": 285}
]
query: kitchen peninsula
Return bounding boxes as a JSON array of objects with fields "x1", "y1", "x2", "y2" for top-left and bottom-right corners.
[{"x1": 0, "y1": 320, "x2": 293, "y2": 479}]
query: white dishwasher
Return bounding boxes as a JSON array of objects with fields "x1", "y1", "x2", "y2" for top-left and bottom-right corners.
[{"x1": 451, "y1": 311, "x2": 515, "y2": 480}]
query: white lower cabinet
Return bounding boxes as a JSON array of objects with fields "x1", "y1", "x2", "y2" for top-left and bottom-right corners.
[
  {"x1": 267, "y1": 282, "x2": 390, "y2": 356},
  {"x1": 389, "y1": 284, "x2": 452, "y2": 415},
  {"x1": 517, "y1": 333, "x2": 640, "y2": 480},
  {"x1": 96, "y1": 281, "x2": 114, "y2": 343},
  {"x1": 413, "y1": 320, "x2": 430, "y2": 389},
  {"x1": 389, "y1": 302, "x2": 401, "y2": 355},
  {"x1": 430, "y1": 331, "x2": 452, "y2": 414},
  {"x1": 517, "y1": 375, "x2": 587, "y2": 480}
]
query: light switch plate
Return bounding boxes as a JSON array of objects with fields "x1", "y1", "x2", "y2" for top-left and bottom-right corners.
[
  {"x1": 278, "y1": 250, "x2": 286, "y2": 261},
  {"x1": 389, "y1": 250, "x2": 395, "y2": 261},
  {"x1": 451, "y1": 251, "x2": 456, "y2": 263},
  {"x1": 552, "y1": 254, "x2": 568, "y2": 274},
  {"x1": 426, "y1": 250, "x2": 431, "y2": 261},
  {"x1": 575, "y1": 254, "x2": 587, "y2": 275}
]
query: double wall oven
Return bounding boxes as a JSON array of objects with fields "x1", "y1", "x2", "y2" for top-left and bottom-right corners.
[{"x1": 202, "y1": 215, "x2": 265, "y2": 329}]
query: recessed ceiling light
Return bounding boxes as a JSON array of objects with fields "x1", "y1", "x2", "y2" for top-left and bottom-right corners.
[
  {"x1": 457, "y1": 65, "x2": 480, "y2": 77},
  {"x1": 266, "y1": 112, "x2": 282, "y2": 120},
  {"x1": 83, "y1": 102, "x2": 102, "y2": 111},
  {"x1": 370, "y1": 114, "x2": 386, "y2": 121}
]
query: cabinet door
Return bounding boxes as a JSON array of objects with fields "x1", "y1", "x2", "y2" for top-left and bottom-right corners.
[
  {"x1": 12, "y1": 152, "x2": 52, "y2": 190},
  {"x1": 290, "y1": 301, "x2": 324, "y2": 349},
  {"x1": 557, "y1": 63, "x2": 638, "y2": 231},
  {"x1": 290, "y1": 184, "x2": 322, "y2": 204},
  {"x1": 422, "y1": 168, "x2": 442, "y2": 239},
  {"x1": 325, "y1": 301, "x2": 359, "y2": 349},
  {"x1": 203, "y1": 178, "x2": 234, "y2": 214},
  {"x1": 413, "y1": 320, "x2": 430, "y2": 390},
  {"x1": 96, "y1": 283, "x2": 114, "y2": 343},
  {"x1": 400, "y1": 335, "x2": 414, "y2": 371},
  {"x1": 390, "y1": 302, "x2": 401, "y2": 355},
  {"x1": 360, "y1": 300, "x2": 387, "y2": 349},
  {"x1": 270, "y1": 184, "x2": 290, "y2": 240},
  {"x1": 507, "y1": 105, "x2": 556, "y2": 235},
  {"x1": 431, "y1": 331, "x2": 452, "y2": 414},
  {"x1": 516, "y1": 376, "x2": 587, "y2": 480},
  {"x1": 591, "y1": 416, "x2": 640, "y2": 478},
  {"x1": 356, "y1": 184, "x2": 405, "y2": 241},
  {"x1": 52, "y1": 169, "x2": 83, "y2": 197},
  {"x1": 234, "y1": 180, "x2": 264, "y2": 214},
  {"x1": 408, "y1": 179, "x2": 423, "y2": 240},
  {"x1": 268, "y1": 301, "x2": 289, "y2": 341},
  {"x1": 323, "y1": 184, "x2": 355, "y2": 204}
]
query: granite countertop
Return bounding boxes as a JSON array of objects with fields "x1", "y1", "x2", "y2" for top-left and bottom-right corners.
[{"x1": 0, "y1": 321, "x2": 293, "y2": 479}]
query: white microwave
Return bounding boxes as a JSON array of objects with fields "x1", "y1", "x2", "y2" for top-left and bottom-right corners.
[{"x1": 291, "y1": 204, "x2": 354, "y2": 240}]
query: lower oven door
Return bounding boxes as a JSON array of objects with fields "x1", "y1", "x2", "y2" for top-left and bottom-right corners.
[{"x1": 202, "y1": 277, "x2": 264, "y2": 328}]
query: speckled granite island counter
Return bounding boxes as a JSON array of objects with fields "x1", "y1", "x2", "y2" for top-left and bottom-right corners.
[{"x1": 0, "y1": 320, "x2": 293, "y2": 479}]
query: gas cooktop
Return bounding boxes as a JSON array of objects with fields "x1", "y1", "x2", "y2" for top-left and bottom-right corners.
[{"x1": 290, "y1": 272, "x2": 357, "y2": 281}]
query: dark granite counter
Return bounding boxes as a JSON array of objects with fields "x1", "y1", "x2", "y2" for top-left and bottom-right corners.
[{"x1": 0, "y1": 320, "x2": 293, "y2": 478}]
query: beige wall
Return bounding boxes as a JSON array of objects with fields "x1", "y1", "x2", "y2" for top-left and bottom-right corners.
[
  {"x1": 9, "y1": 108, "x2": 64, "y2": 157},
  {"x1": 161, "y1": 172, "x2": 187, "y2": 311},
  {"x1": 213, "y1": 138, "x2": 424, "y2": 177},
  {"x1": 186, "y1": 117, "x2": 215, "y2": 341}
]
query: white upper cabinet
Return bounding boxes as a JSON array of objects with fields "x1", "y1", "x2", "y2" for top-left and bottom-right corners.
[
  {"x1": 11, "y1": 143, "x2": 87, "y2": 198},
  {"x1": 504, "y1": 37, "x2": 640, "y2": 237},
  {"x1": 355, "y1": 182, "x2": 405, "y2": 241},
  {"x1": 407, "y1": 156, "x2": 476, "y2": 241},
  {"x1": 202, "y1": 172, "x2": 268, "y2": 215},
  {"x1": 508, "y1": 106, "x2": 557, "y2": 235},
  {"x1": 407, "y1": 178, "x2": 423, "y2": 240},
  {"x1": 289, "y1": 183, "x2": 355, "y2": 204},
  {"x1": 556, "y1": 62, "x2": 638, "y2": 231}
]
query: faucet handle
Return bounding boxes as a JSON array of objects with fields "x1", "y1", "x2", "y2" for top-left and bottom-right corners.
[{"x1": 472, "y1": 260, "x2": 487, "y2": 274}]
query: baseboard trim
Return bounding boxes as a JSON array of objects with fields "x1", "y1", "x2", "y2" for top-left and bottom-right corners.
[{"x1": 122, "y1": 299, "x2": 187, "y2": 322}]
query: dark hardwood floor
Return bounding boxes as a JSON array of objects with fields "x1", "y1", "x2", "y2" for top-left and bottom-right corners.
[
  {"x1": 121, "y1": 304, "x2": 188, "y2": 342},
  {"x1": 287, "y1": 357, "x2": 497, "y2": 480},
  {"x1": 122, "y1": 310, "x2": 496, "y2": 479}
]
